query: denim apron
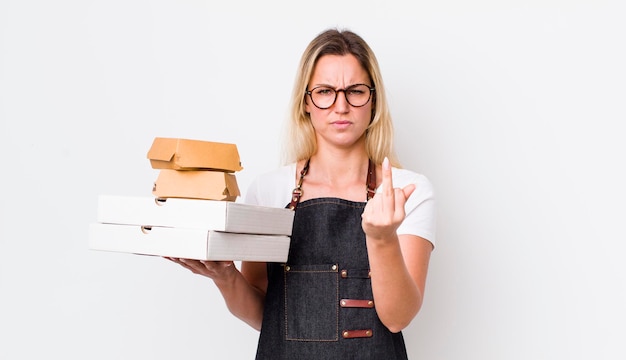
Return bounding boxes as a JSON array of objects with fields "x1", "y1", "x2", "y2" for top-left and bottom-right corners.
[{"x1": 255, "y1": 160, "x2": 409, "y2": 360}]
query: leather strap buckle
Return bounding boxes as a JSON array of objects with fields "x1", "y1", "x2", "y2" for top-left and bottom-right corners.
[
  {"x1": 342, "y1": 329, "x2": 373, "y2": 338},
  {"x1": 340, "y1": 299, "x2": 374, "y2": 308}
]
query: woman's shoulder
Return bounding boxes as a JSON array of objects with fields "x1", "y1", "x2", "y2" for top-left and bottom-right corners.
[
  {"x1": 391, "y1": 167, "x2": 436, "y2": 244},
  {"x1": 389, "y1": 167, "x2": 434, "y2": 194},
  {"x1": 243, "y1": 163, "x2": 296, "y2": 208},
  {"x1": 253, "y1": 163, "x2": 296, "y2": 186}
]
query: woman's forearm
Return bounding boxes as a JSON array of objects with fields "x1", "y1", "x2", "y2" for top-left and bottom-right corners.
[
  {"x1": 366, "y1": 234, "x2": 431, "y2": 333},
  {"x1": 213, "y1": 267, "x2": 266, "y2": 331}
]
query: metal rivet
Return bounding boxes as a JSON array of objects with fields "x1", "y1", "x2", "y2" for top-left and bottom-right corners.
[
  {"x1": 341, "y1": 270, "x2": 347, "y2": 277},
  {"x1": 343, "y1": 331, "x2": 349, "y2": 337},
  {"x1": 368, "y1": 301, "x2": 374, "y2": 306},
  {"x1": 366, "y1": 330, "x2": 372, "y2": 336},
  {"x1": 331, "y1": 264, "x2": 337, "y2": 271},
  {"x1": 341, "y1": 300, "x2": 346, "y2": 306},
  {"x1": 285, "y1": 266, "x2": 290, "y2": 271}
]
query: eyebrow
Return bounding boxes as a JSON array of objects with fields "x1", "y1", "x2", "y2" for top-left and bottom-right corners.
[{"x1": 310, "y1": 83, "x2": 371, "y2": 89}]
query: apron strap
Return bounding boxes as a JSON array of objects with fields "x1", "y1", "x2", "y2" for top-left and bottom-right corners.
[
  {"x1": 289, "y1": 158, "x2": 376, "y2": 211},
  {"x1": 288, "y1": 159, "x2": 310, "y2": 210},
  {"x1": 366, "y1": 159, "x2": 376, "y2": 200}
]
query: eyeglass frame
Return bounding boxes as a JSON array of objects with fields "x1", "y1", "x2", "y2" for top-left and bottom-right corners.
[{"x1": 305, "y1": 83, "x2": 376, "y2": 110}]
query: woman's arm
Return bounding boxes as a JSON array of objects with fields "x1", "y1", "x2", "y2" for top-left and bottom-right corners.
[
  {"x1": 166, "y1": 258, "x2": 268, "y2": 331},
  {"x1": 361, "y1": 157, "x2": 434, "y2": 332},
  {"x1": 364, "y1": 234, "x2": 432, "y2": 333}
]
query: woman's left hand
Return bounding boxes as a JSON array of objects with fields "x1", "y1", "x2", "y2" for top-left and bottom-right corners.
[{"x1": 361, "y1": 157, "x2": 415, "y2": 241}]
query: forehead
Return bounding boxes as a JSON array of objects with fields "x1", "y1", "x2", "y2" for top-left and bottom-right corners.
[{"x1": 310, "y1": 54, "x2": 369, "y2": 85}]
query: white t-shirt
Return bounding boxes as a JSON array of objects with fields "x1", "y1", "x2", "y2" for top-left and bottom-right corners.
[{"x1": 244, "y1": 163, "x2": 436, "y2": 247}]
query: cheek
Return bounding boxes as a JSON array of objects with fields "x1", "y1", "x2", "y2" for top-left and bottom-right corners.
[
  {"x1": 306, "y1": 105, "x2": 325, "y2": 124},
  {"x1": 308, "y1": 111, "x2": 322, "y2": 128},
  {"x1": 358, "y1": 106, "x2": 373, "y2": 123}
]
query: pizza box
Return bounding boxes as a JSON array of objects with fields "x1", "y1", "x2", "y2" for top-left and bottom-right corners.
[
  {"x1": 89, "y1": 223, "x2": 290, "y2": 262},
  {"x1": 97, "y1": 195, "x2": 294, "y2": 236}
]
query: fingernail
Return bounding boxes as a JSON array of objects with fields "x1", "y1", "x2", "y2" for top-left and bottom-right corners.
[{"x1": 383, "y1": 157, "x2": 390, "y2": 170}]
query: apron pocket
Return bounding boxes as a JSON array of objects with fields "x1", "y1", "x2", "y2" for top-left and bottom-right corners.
[{"x1": 284, "y1": 263, "x2": 339, "y2": 341}]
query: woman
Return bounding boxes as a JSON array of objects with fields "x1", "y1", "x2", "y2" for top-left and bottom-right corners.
[{"x1": 169, "y1": 28, "x2": 436, "y2": 359}]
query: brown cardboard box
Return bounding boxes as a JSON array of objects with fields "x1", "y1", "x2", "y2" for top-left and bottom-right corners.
[
  {"x1": 147, "y1": 137, "x2": 243, "y2": 172},
  {"x1": 152, "y1": 169, "x2": 240, "y2": 201}
]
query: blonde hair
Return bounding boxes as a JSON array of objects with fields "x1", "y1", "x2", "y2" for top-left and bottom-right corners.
[{"x1": 283, "y1": 28, "x2": 400, "y2": 167}]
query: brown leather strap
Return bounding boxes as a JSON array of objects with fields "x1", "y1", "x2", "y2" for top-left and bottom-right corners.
[
  {"x1": 288, "y1": 159, "x2": 309, "y2": 210},
  {"x1": 366, "y1": 159, "x2": 376, "y2": 200},
  {"x1": 289, "y1": 158, "x2": 376, "y2": 210},
  {"x1": 342, "y1": 329, "x2": 373, "y2": 339},
  {"x1": 340, "y1": 299, "x2": 374, "y2": 308}
]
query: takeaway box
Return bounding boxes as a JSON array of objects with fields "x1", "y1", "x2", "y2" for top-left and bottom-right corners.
[
  {"x1": 88, "y1": 223, "x2": 291, "y2": 262},
  {"x1": 89, "y1": 195, "x2": 295, "y2": 262},
  {"x1": 152, "y1": 169, "x2": 240, "y2": 201},
  {"x1": 96, "y1": 195, "x2": 294, "y2": 236},
  {"x1": 147, "y1": 137, "x2": 243, "y2": 172}
]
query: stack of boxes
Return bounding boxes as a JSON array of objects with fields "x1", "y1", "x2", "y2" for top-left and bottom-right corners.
[
  {"x1": 148, "y1": 137, "x2": 243, "y2": 201},
  {"x1": 88, "y1": 137, "x2": 294, "y2": 262}
]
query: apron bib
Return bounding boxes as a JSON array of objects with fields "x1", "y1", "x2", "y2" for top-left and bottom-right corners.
[{"x1": 255, "y1": 160, "x2": 408, "y2": 360}]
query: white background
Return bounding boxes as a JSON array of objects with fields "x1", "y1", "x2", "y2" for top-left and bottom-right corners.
[{"x1": 1, "y1": 1, "x2": 625, "y2": 359}]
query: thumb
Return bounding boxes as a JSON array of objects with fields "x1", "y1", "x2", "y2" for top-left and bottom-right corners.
[{"x1": 402, "y1": 183, "x2": 416, "y2": 200}]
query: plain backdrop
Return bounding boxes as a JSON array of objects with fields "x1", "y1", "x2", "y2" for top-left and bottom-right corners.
[{"x1": 1, "y1": 1, "x2": 625, "y2": 359}]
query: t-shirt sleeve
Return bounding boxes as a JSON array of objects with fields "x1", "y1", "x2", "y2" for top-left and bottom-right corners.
[
  {"x1": 243, "y1": 175, "x2": 263, "y2": 206},
  {"x1": 243, "y1": 164, "x2": 295, "y2": 209},
  {"x1": 389, "y1": 169, "x2": 437, "y2": 248}
]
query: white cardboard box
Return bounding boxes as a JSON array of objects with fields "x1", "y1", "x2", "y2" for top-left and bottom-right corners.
[
  {"x1": 97, "y1": 195, "x2": 294, "y2": 236},
  {"x1": 89, "y1": 223, "x2": 290, "y2": 262}
]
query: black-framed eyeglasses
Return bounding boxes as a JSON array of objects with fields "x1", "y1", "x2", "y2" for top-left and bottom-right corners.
[{"x1": 305, "y1": 83, "x2": 375, "y2": 109}]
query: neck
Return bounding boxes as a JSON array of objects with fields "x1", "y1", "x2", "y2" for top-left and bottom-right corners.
[{"x1": 308, "y1": 149, "x2": 369, "y2": 184}]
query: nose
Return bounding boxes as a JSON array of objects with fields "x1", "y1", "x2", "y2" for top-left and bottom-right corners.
[{"x1": 333, "y1": 89, "x2": 350, "y2": 112}]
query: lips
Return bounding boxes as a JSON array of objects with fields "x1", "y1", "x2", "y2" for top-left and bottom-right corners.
[{"x1": 330, "y1": 120, "x2": 352, "y2": 130}]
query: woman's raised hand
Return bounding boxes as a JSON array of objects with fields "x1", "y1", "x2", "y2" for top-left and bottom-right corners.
[{"x1": 361, "y1": 157, "x2": 415, "y2": 241}]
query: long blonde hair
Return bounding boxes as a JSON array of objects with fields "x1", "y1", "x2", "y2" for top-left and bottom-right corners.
[{"x1": 283, "y1": 28, "x2": 400, "y2": 167}]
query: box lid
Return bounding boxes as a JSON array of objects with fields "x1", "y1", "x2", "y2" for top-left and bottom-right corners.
[{"x1": 147, "y1": 137, "x2": 243, "y2": 172}]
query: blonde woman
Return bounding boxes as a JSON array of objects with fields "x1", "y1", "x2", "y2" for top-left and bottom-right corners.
[{"x1": 169, "y1": 28, "x2": 436, "y2": 359}]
